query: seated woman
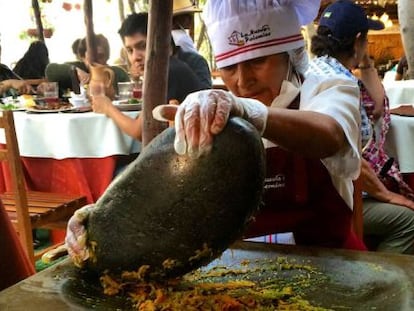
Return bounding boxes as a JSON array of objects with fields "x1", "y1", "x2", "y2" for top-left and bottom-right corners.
[
  {"x1": 311, "y1": 0, "x2": 414, "y2": 254},
  {"x1": 65, "y1": 0, "x2": 366, "y2": 266},
  {"x1": 13, "y1": 41, "x2": 49, "y2": 82},
  {"x1": 45, "y1": 34, "x2": 130, "y2": 95}
]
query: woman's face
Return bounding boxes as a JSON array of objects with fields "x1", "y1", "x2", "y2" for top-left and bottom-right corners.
[
  {"x1": 353, "y1": 34, "x2": 368, "y2": 67},
  {"x1": 219, "y1": 53, "x2": 290, "y2": 106}
]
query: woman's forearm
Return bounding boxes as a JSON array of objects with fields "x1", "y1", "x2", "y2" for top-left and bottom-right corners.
[
  {"x1": 107, "y1": 107, "x2": 142, "y2": 140},
  {"x1": 264, "y1": 109, "x2": 345, "y2": 158}
]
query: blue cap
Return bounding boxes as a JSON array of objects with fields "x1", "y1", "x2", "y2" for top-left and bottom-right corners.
[{"x1": 319, "y1": 0, "x2": 384, "y2": 40}]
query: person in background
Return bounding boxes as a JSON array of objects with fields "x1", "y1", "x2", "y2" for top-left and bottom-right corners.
[
  {"x1": 172, "y1": 0, "x2": 212, "y2": 89},
  {"x1": 45, "y1": 34, "x2": 130, "y2": 94},
  {"x1": 90, "y1": 12, "x2": 205, "y2": 141},
  {"x1": 311, "y1": 0, "x2": 414, "y2": 254},
  {"x1": 0, "y1": 44, "x2": 34, "y2": 96},
  {"x1": 171, "y1": 0, "x2": 200, "y2": 54},
  {"x1": 395, "y1": 54, "x2": 408, "y2": 81},
  {"x1": 13, "y1": 41, "x2": 49, "y2": 81},
  {"x1": 71, "y1": 38, "x2": 82, "y2": 61},
  {"x1": 65, "y1": 0, "x2": 367, "y2": 266}
]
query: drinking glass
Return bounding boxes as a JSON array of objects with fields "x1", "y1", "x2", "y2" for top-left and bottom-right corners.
[
  {"x1": 43, "y1": 82, "x2": 59, "y2": 103},
  {"x1": 117, "y1": 82, "x2": 134, "y2": 100}
]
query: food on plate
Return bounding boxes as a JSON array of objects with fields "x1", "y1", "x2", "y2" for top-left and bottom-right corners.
[
  {"x1": 19, "y1": 94, "x2": 36, "y2": 108},
  {"x1": 128, "y1": 98, "x2": 141, "y2": 104},
  {"x1": 0, "y1": 95, "x2": 30, "y2": 110},
  {"x1": 32, "y1": 99, "x2": 73, "y2": 110},
  {"x1": 85, "y1": 117, "x2": 266, "y2": 279}
]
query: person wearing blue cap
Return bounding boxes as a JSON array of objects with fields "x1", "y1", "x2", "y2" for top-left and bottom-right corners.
[{"x1": 311, "y1": 0, "x2": 414, "y2": 254}]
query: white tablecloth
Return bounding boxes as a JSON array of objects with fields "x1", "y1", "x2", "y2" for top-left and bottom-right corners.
[
  {"x1": 0, "y1": 111, "x2": 141, "y2": 159},
  {"x1": 383, "y1": 80, "x2": 414, "y2": 109},
  {"x1": 385, "y1": 114, "x2": 414, "y2": 173}
]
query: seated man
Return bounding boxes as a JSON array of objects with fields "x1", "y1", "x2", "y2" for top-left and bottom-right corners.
[
  {"x1": 90, "y1": 12, "x2": 206, "y2": 141},
  {"x1": 45, "y1": 34, "x2": 130, "y2": 95}
]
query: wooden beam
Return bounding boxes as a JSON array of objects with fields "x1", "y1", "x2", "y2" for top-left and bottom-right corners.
[
  {"x1": 142, "y1": 0, "x2": 173, "y2": 146},
  {"x1": 32, "y1": 0, "x2": 45, "y2": 42},
  {"x1": 84, "y1": 0, "x2": 97, "y2": 64}
]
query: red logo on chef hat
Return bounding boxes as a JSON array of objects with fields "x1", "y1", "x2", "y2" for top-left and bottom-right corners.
[{"x1": 228, "y1": 31, "x2": 245, "y2": 46}]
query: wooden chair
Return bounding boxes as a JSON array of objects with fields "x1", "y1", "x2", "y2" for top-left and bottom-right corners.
[{"x1": 0, "y1": 110, "x2": 87, "y2": 266}]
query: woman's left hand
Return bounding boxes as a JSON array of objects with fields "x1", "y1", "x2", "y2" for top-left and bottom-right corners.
[
  {"x1": 9, "y1": 80, "x2": 34, "y2": 94},
  {"x1": 91, "y1": 94, "x2": 114, "y2": 115},
  {"x1": 76, "y1": 68, "x2": 90, "y2": 85},
  {"x1": 153, "y1": 89, "x2": 268, "y2": 158}
]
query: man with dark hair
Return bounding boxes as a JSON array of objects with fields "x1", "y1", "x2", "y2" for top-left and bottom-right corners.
[{"x1": 90, "y1": 12, "x2": 205, "y2": 140}]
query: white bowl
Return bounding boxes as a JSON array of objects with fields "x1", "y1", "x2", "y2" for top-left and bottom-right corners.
[{"x1": 69, "y1": 97, "x2": 90, "y2": 108}]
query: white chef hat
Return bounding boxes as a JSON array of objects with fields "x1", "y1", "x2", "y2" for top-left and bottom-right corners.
[{"x1": 203, "y1": 0, "x2": 321, "y2": 68}]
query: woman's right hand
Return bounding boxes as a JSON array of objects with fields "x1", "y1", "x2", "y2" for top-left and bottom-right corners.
[
  {"x1": 65, "y1": 204, "x2": 94, "y2": 267},
  {"x1": 387, "y1": 192, "x2": 414, "y2": 210},
  {"x1": 91, "y1": 94, "x2": 115, "y2": 116}
]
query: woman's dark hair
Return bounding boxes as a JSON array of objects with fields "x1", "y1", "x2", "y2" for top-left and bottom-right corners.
[
  {"x1": 311, "y1": 26, "x2": 367, "y2": 59},
  {"x1": 77, "y1": 34, "x2": 110, "y2": 61},
  {"x1": 118, "y1": 12, "x2": 148, "y2": 39},
  {"x1": 71, "y1": 38, "x2": 82, "y2": 59},
  {"x1": 13, "y1": 41, "x2": 49, "y2": 79}
]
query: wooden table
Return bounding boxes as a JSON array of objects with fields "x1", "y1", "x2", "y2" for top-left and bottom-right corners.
[
  {"x1": 383, "y1": 79, "x2": 414, "y2": 108},
  {"x1": 0, "y1": 110, "x2": 140, "y2": 203},
  {"x1": 0, "y1": 110, "x2": 140, "y2": 242},
  {"x1": 0, "y1": 241, "x2": 413, "y2": 310}
]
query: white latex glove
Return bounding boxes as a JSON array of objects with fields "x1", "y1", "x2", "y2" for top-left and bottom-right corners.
[
  {"x1": 65, "y1": 204, "x2": 94, "y2": 267},
  {"x1": 172, "y1": 89, "x2": 268, "y2": 158}
]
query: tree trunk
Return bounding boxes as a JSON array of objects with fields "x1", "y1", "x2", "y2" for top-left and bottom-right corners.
[
  {"x1": 84, "y1": 0, "x2": 97, "y2": 64},
  {"x1": 141, "y1": 0, "x2": 173, "y2": 146},
  {"x1": 118, "y1": 0, "x2": 125, "y2": 23},
  {"x1": 32, "y1": 0, "x2": 45, "y2": 42},
  {"x1": 398, "y1": 0, "x2": 414, "y2": 79},
  {"x1": 128, "y1": 0, "x2": 135, "y2": 13}
]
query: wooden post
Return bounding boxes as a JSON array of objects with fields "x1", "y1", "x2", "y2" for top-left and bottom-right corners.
[
  {"x1": 142, "y1": 0, "x2": 173, "y2": 146},
  {"x1": 84, "y1": 0, "x2": 97, "y2": 64},
  {"x1": 32, "y1": 0, "x2": 45, "y2": 42},
  {"x1": 118, "y1": 0, "x2": 125, "y2": 22}
]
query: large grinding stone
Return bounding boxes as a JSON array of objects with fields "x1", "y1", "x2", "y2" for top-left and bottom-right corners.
[{"x1": 86, "y1": 117, "x2": 266, "y2": 279}]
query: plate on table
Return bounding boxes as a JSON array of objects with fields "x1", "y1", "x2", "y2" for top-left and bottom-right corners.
[
  {"x1": 0, "y1": 96, "x2": 27, "y2": 111},
  {"x1": 113, "y1": 99, "x2": 142, "y2": 111},
  {"x1": 390, "y1": 104, "x2": 414, "y2": 117},
  {"x1": 26, "y1": 102, "x2": 75, "y2": 113}
]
